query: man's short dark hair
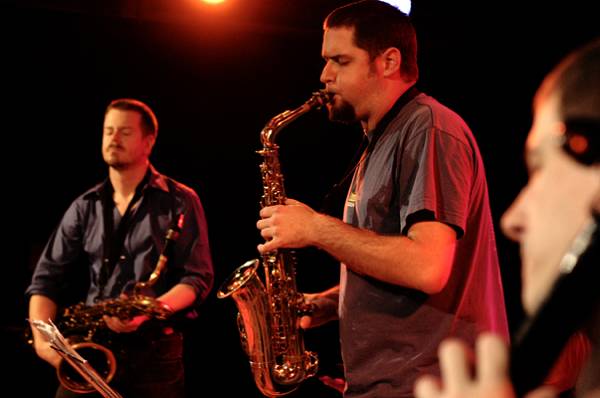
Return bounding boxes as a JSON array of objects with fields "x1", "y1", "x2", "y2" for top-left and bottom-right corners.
[
  {"x1": 105, "y1": 98, "x2": 158, "y2": 137},
  {"x1": 324, "y1": 0, "x2": 418, "y2": 82},
  {"x1": 554, "y1": 38, "x2": 600, "y2": 123},
  {"x1": 536, "y1": 38, "x2": 600, "y2": 165}
]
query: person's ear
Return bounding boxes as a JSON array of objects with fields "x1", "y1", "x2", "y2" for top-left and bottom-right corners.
[
  {"x1": 381, "y1": 47, "x2": 401, "y2": 77},
  {"x1": 145, "y1": 134, "x2": 156, "y2": 155}
]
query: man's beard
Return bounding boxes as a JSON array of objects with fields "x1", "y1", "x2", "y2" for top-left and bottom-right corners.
[
  {"x1": 328, "y1": 98, "x2": 357, "y2": 124},
  {"x1": 103, "y1": 152, "x2": 129, "y2": 170},
  {"x1": 105, "y1": 158, "x2": 128, "y2": 170}
]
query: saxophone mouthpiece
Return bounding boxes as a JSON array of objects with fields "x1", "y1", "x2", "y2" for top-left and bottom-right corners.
[{"x1": 312, "y1": 89, "x2": 333, "y2": 108}]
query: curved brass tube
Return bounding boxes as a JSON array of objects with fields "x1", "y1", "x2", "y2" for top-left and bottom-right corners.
[{"x1": 57, "y1": 341, "x2": 117, "y2": 394}]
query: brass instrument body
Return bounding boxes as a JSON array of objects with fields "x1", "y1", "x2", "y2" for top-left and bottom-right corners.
[
  {"x1": 54, "y1": 294, "x2": 173, "y2": 393},
  {"x1": 58, "y1": 340, "x2": 117, "y2": 395},
  {"x1": 50, "y1": 216, "x2": 182, "y2": 393},
  {"x1": 30, "y1": 319, "x2": 123, "y2": 398},
  {"x1": 218, "y1": 91, "x2": 330, "y2": 397},
  {"x1": 58, "y1": 295, "x2": 173, "y2": 340}
]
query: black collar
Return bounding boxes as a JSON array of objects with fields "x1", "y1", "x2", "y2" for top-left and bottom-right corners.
[
  {"x1": 320, "y1": 86, "x2": 421, "y2": 215},
  {"x1": 365, "y1": 85, "x2": 421, "y2": 153}
]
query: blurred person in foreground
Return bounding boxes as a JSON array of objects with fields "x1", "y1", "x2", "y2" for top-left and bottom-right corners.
[{"x1": 415, "y1": 38, "x2": 600, "y2": 398}]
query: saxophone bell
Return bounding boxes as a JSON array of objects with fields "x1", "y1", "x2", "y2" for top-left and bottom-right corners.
[{"x1": 217, "y1": 259, "x2": 318, "y2": 397}]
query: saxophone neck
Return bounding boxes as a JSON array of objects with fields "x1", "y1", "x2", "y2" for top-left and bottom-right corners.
[
  {"x1": 260, "y1": 90, "x2": 332, "y2": 148},
  {"x1": 133, "y1": 213, "x2": 184, "y2": 295}
]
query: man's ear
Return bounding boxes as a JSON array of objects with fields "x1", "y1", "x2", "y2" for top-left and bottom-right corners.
[
  {"x1": 381, "y1": 47, "x2": 402, "y2": 77},
  {"x1": 145, "y1": 134, "x2": 156, "y2": 155}
]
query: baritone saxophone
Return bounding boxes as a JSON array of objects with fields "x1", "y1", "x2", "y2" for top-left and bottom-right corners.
[
  {"x1": 217, "y1": 90, "x2": 332, "y2": 397},
  {"x1": 29, "y1": 215, "x2": 183, "y2": 394}
]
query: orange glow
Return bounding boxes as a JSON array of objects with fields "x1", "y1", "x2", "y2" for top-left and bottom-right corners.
[{"x1": 202, "y1": 0, "x2": 225, "y2": 4}]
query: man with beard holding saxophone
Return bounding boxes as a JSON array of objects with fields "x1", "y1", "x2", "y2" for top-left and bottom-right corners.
[
  {"x1": 414, "y1": 38, "x2": 600, "y2": 398},
  {"x1": 256, "y1": 1, "x2": 509, "y2": 397},
  {"x1": 26, "y1": 98, "x2": 214, "y2": 398}
]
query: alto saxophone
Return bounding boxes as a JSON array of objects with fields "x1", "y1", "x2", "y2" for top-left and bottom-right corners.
[
  {"x1": 217, "y1": 90, "x2": 332, "y2": 397},
  {"x1": 34, "y1": 214, "x2": 183, "y2": 394}
]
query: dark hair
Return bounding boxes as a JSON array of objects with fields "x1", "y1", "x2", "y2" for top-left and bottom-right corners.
[
  {"x1": 537, "y1": 38, "x2": 600, "y2": 165},
  {"x1": 324, "y1": 0, "x2": 418, "y2": 82},
  {"x1": 538, "y1": 38, "x2": 600, "y2": 122},
  {"x1": 105, "y1": 98, "x2": 158, "y2": 137}
]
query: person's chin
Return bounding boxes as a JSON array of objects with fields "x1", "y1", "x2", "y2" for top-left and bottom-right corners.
[
  {"x1": 329, "y1": 105, "x2": 357, "y2": 124},
  {"x1": 522, "y1": 273, "x2": 557, "y2": 315},
  {"x1": 104, "y1": 158, "x2": 127, "y2": 170},
  {"x1": 522, "y1": 292, "x2": 538, "y2": 316}
]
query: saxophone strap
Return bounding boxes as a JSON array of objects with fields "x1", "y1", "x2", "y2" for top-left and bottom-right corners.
[{"x1": 98, "y1": 169, "x2": 151, "y2": 300}]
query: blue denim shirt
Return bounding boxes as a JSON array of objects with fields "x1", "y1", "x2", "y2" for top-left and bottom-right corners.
[{"x1": 26, "y1": 165, "x2": 214, "y2": 312}]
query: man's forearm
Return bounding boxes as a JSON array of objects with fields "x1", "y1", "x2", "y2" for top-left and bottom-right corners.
[
  {"x1": 157, "y1": 283, "x2": 197, "y2": 313},
  {"x1": 311, "y1": 214, "x2": 456, "y2": 294},
  {"x1": 29, "y1": 294, "x2": 59, "y2": 355},
  {"x1": 29, "y1": 294, "x2": 58, "y2": 323}
]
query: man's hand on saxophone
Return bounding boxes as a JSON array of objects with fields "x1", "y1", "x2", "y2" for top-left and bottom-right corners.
[
  {"x1": 257, "y1": 198, "x2": 341, "y2": 329},
  {"x1": 102, "y1": 293, "x2": 150, "y2": 334},
  {"x1": 103, "y1": 314, "x2": 149, "y2": 333},
  {"x1": 299, "y1": 287, "x2": 340, "y2": 330},
  {"x1": 257, "y1": 198, "x2": 323, "y2": 253}
]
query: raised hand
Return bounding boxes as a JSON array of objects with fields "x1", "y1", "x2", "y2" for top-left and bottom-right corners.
[{"x1": 414, "y1": 333, "x2": 518, "y2": 398}]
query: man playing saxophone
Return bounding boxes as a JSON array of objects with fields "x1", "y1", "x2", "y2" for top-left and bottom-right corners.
[
  {"x1": 27, "y1": 98, "x2": 214, "y2": 398},
  {"x1": 256, "y1": 2, "x2": 508, "y2": 397}
]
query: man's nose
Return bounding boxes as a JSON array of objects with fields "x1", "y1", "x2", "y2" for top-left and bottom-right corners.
[
  {"x1": 110, "y1": 131, "x2": 123, "y2": 143},
  {"x1": 502, "y1": 218, "x2": 524, "y2": 242},
  {"x1": 320, "y1": 62, "x2": 333, "y2": 84},
  {"x1": 501, "y1": 196, "x2": 526, "y2": 242}
]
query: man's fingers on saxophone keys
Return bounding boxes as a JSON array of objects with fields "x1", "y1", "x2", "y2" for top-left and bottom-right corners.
[
  {"x1": 258, "y1": 234, "x2": 280, "y2": 253},
  {"x1": 257, "y1": 215, "x2": 280, "y2": 242},
  {"x1": 256, "y1": 218, "x2": 267, "y2": 230},
  {"x1": 103, "y1": 315, "x2": 122, "y2": 333},
  {"x1": 103, "y1": 315, "x2": 146, "y2": 333},
  {"x1": 258, "y1": 225, "x2": 276, "y2": 239},
  {"x1": 259, "y1": 205, "x2": 279, "y2": 218}
]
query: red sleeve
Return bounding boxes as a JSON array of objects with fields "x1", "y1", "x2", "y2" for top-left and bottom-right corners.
[{"x1": 543, "y1": 331, "x2": 591, "y2": 392}]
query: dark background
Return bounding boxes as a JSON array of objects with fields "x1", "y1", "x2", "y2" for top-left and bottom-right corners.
[{"x1": 2, "y1": 0, "x2": 599, "y2": 396}]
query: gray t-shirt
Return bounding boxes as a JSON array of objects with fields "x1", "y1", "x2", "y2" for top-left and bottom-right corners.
[{"x1": 340, "y1": 93, "x2": 509, "y2": 398}]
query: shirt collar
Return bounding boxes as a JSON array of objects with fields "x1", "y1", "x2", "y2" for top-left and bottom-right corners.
[
  {"x1": 366, "y1": 85, "x2": 420, "y2": 145},
  {"x1": 83, "y1": 164, "x2": 169, "y2": 200}
]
